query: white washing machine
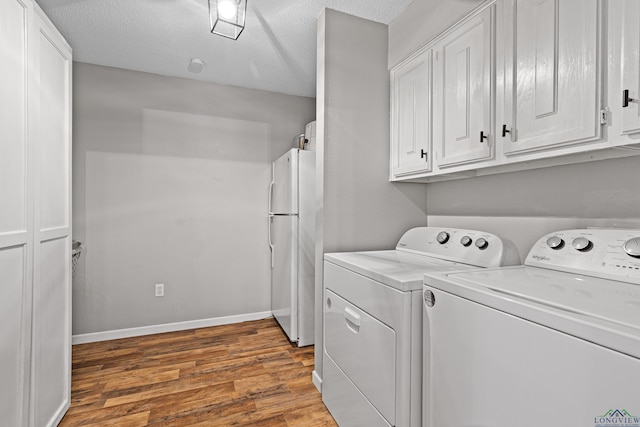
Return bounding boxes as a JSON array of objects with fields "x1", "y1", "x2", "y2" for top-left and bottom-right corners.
[
  {"x1": 322, "y1": 227, "x2": 520, "y2": 427},
  {"x1": 423, "y1": 228, "x2": 640, "y2": 427}
]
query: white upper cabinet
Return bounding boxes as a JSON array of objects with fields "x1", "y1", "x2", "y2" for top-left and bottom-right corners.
[
  {"x1": 499, "y1": 0, "x2": 602, "y2": 156},
  {"x1": 434, "y1": 6, "x2": 494, "y2": 168},
  {"x1": 390, "y1": 49, "x2": 432, "y2": 179},
  {"x1": 389, "y1": 0, "x2": 639, "y2": 182},
  {"x1": 621, "y1": 0, "x2": 640, "y2": 135}
]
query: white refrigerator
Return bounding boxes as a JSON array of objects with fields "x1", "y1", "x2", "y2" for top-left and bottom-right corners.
[{"x1": 268, "y1": 148, "x2": 315, "y2": 346}]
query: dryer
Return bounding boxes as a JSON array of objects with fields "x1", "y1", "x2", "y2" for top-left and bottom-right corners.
[
  {"x1": 322, "y1": 227, "x2": 519, "y2": 427},
  {"x1": 423, "y1": 228, "x2": 640, "y2": 427}
]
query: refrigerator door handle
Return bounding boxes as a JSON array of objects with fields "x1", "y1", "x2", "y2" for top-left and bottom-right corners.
[
  {"x1": 268, "y1": 215, "x2": 274, "y2": 269},
  {"x1": 268, "y1": 180, "x2": 275, "y2": 215}
]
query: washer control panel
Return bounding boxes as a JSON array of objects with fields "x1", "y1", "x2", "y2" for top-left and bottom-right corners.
[{"x1": 526, "y1": 229, "x2": 640, "y2": 284}]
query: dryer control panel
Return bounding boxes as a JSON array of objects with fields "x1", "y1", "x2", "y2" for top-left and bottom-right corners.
[
  {"x1": 526, "y1": 229, "x2": 640, "y2": 284},
  {"x1": 395, "y1": 227, "x2": 521, "y2": 268}
]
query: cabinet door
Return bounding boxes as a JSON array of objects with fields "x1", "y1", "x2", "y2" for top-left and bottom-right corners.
[
  {"x1": 390, "y1": 49, "x2": 432, "y2": 179},
  {"x1": 435, "y1": 7, "x2": 494, "y2": 168},
  {"x1": 621, "y1": 0, "x2": 640, "y2": 134},
  {"x1": 0, "y1": 1, "x2": 33, "y2": 425},
  {"x1": 31, "y1": 6, "x2": 73, "y2": 427},
  {"x1": 501, "y1": 0, "x2": 601, "y2": 155}
]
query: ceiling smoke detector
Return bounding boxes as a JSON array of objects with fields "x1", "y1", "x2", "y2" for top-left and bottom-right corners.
[{"x1": 188, "y1": 58, "x2": 205, "y2": 73}]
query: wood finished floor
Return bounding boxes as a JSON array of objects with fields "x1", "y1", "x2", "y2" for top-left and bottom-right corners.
[{"x1": 59, "y1": 318, "x2": 338, "y2": 426}]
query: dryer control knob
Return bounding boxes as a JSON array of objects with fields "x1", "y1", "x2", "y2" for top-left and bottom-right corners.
[
  {"x1": 623, "y1": 237, "x2": 640, "y2": 258},
  {"x1": 436, "y1": 231, "x2": 450, "y2": 244},
  {"x1": 546, "y1": 236, "x2": 564, "y2": 250},
  {"x1": 572, "y1": 237, "x2": 593, "y2": 252},
  {"x1": 460, "y1": 236, "x2": 472, "y2": 247},
  {"x1": 475, "y1": 238, "x2": 488, "y2": 250}
]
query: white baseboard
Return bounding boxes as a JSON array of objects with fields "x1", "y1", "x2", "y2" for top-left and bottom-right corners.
[
  {"x1": 49, "y1": 400, "x2": 70, "y2": 427},
  {"x1": 72, "y1": 311, "x2": 273, "y2": 345},
  {"x1": 312, "y1": 369, "x2": 322, "y2": 393}
]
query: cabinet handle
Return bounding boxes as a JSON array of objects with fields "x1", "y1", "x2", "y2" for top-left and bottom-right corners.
[
  {"x1": 480, "y1": 131, "x2": 488, "y2": 142},
  {"x1": 420, "y1": 149, "x2": 428, "y2": 161},
  {"x1": 623, "y1": 89, "x2": 634, "y2": 108},
  {"x1": 501, "y1": 124, "x2": 511, "y2": 138}
]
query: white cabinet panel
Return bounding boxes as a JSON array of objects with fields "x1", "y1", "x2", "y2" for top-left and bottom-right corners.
[
  {"x1": 390, "y1": 49, "x2": 432, "y2": 178},
  {"x1": 0, "y1": 246, "x2": 28, "y2": 427},
  {"x1": 0, "y1": 1, "x2": 32, "y2": 425},
  {"x1": 31, "y1": 7, "x2": 73, "y2": 426},
  {"x1": 621, "y1": 0, "x2": 640, "y2": 135},
  {"x1": 37, "y1": 22, "x2": 71, "y2": 231},
  {"x1": 0, "y1": 0, "x2": 28, "y2": 233},
  {"x1": 32, "y1": 237, "x2": 71, "y2": 427},
  {"x1": 435, "y1": 6, "x2": 494, "y2": 168},
  {"x1": 501, "y1": 0, "x2": 601, "y2": 155}
]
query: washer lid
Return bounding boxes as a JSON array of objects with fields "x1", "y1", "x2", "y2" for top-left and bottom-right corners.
[
  {"x1": 424, "y1": 266, "x2": 640, "y2": 359},
  {"x1": 325, "y1": 250, "x2": 474, "y2": 291}
]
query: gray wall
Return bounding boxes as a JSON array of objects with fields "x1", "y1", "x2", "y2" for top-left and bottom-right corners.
[
  {"x1": 314, "y1": 9, "x2": 430, "y2": 383},
  {"x1": 72, "y1": 63, "x2": 315, "y2": 335},
  {"x1": 427, "y1": 155, "x2": 640, "y2": 259}
]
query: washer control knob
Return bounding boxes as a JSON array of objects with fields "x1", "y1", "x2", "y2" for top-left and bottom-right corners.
[
  {"x1": 475, "y1": 238, "x2": 488, "y2": 250},
  {"x1": 623, "y1": 237, "x2": 640, "y2": 258},
  {"x1": 546, "y1": 236, "x2": 564, "y2": 250},
  {"x1": 572, "y1": 237, "x2": 593, "y2": 252},
  {"x1": 436, "y1": 231, "x2": 450, "y2": 244},
  {"x1": 460, "y1": 236, "x2": 472, "y2": 247}
]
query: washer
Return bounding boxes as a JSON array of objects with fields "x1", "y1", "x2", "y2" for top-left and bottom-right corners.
[
  {"x1": 423, "y1": 228, "x2": 640, "y2": 427},
  {"x1": 322, "y1": 227, "x2": 519, "y2": 427}
]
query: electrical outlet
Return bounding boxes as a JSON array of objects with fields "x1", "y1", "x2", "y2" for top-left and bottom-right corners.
[{"x1": 155, "y1": 283, "x2": 164, "y2": 297}]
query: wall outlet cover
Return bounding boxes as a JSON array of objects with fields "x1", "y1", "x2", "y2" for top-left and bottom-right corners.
[{"x1": 155, "y1": 284, "x2": 164, "y2": 297}]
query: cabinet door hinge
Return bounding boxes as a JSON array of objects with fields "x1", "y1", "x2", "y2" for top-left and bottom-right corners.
[{"x1": 600, "y1": 108, "x2": 610, "y2": 125}]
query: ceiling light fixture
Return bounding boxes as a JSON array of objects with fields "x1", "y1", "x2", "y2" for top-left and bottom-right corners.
[{"x1": 209, "y1": 0, "x2": 247, "y2": 40}]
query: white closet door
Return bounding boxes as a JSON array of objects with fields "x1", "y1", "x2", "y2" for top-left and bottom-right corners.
[
  {"x1": 501, "y1": 0, "x2": 601, "y2": 155},
  {"x1": 0, "y1": 0, "x2": 33, "y2": 425},
  {"x1": 436, "y1": 6, "x2": 494, "y2": 168},
  {"x1": 621, "y1": 0, "x2": 640, "y2": 135},
  {"x1": 31, "y1": 7, "x2": 73, "y2": 427}
]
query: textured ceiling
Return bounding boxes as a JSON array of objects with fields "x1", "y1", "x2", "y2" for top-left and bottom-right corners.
[{"x1": 35, "y1": 0, "x2": 413, "y2": 97}]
